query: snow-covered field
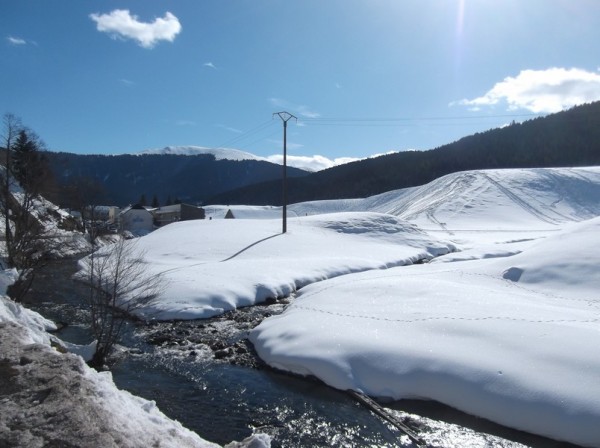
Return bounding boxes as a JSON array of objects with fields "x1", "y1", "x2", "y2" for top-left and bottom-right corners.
[
  {"x1": 83, "y1": 166, "x2": 600, "y2": 446},
  {"x1": 92, "y1": 212, "x2": 455, "y2": 320},
  {"x1": 251, "y1": 217, "x2": 600, "y2": 447}
]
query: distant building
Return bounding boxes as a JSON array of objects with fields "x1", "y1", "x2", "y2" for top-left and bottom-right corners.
[
  {"x1": 120, "y1": 204, "x2": 154, "y2": 236},
  {"x1": 108, "y1": 206, "x2": 121, "y2": 225},
  {"x1": 224, "y1": 209, "x2": 235, "y2": 219},
  {"x1": 152, "y1": 203, "x2": 205, "y2": 227},
  {"x1": 83, "y1": 205, "x2": 111, "y2": 221}
]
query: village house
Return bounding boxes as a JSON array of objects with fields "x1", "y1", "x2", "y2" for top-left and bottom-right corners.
[
  {"x1": 119, "y1": 204, "x2": 154, "y2": 236},
  {"x1": 107, "y1": 206, "x2": 121, "y2": 225},
  {"x1": 152, "y1": 203, "x2": 205, "y2": 227}
]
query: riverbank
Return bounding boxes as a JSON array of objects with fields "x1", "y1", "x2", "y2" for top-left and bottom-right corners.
[
  {"x1": 12, "y1": 258, "x2": 581, "y2": 447},
  {"x1": 0, "y1": 275, "x2": 270, "y2": 448}
]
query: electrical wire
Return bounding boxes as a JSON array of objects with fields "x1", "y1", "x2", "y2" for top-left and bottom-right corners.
[
  {"x1": 297, "y1": 112, "x2": 543, "y2": 127},
  {"x1": 209, "y1": 119, "x2": 277, "y2": 151}
]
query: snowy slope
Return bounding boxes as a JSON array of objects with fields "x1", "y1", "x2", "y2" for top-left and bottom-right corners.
[
  {"x1": 292, "y1": 166, "x2": 600, "y2": 227},
  {"x1": 106, "y1": 166, "x2": 600, "y2": 322},
  {"x1": 250, "y1": 216, "x2": 600, "y2": 447},
  {"x1": 102, "y1": 213, "x2": 455, "y2": 320},
  {"x1": 387, "y1": 167, "x2": 600, "y2": 229},
  {"x1": 287, "y1": 167, "x2": 600, "y2": 251},
  {"x1": 137, "y1": 145, "x2": 267, "y2": 162}
]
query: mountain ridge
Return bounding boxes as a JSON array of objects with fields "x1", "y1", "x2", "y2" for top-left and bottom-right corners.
[
  {"x1": 135, "y1": 145, "x2": 266, "y2": 161},
  {"x1": 207, "y1": 101, "x2": 600, "y2": 205},
  {"x1": 45, "y1": 152, "x2": 309, "y2": 207},
  {"x1": 44, "y1": 101, "x2": 600, "y2": 208}
]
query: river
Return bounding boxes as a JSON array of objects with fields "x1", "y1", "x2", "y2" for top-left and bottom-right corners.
[{"x1": 23, "y1": 258, "x2": 575, "y2": 448}]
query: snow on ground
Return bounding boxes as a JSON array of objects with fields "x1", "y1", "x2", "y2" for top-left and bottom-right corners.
[
  {"x1": 72, "y1": 166, "x2": 600, "y2": 446},
  {"x1": 293, "y1": 166, "x2": 600, "y2": 245},
  {"x1": 0, "y1": 272, "x2": 270, "y2": 448},
  {"x1": 108, "y1": 212, "x2": 455, "y2": 320},
  {"x1": 247, "y1": 168, "x2": 600, "y2": 447},
  {"x1": 250, "y1": 218, "x2": 600, "y2": 447},
  {"x1": 0, "y1": 269, "x2": 57, "y2": 345},
  {"x1": 204, "y1": 205, "x2": 281, "y2": 220}
]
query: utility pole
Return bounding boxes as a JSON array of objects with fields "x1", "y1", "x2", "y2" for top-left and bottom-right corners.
[{"x1": 273, "y1": 111, "x2": 296, "y2": 233}]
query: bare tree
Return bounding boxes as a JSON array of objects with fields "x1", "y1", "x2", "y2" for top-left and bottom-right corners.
[
  {"x1": 1, "y1": 113, "x2": 21, "y2": 260},
  {"x1": 79, "y1": 238, "x2": 163, "y2": 368},
  {"x1": 0, "y1": 114, "x2": 80, "y2": 301}
]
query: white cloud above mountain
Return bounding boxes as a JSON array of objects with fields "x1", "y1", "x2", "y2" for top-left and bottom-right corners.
[
  {"x1": 454, "y1": 67, "x2": 600, "y2": 113},
  {"x1": 267, "y1": 151, "x2": 398, "y2": 172},
  {"x1": 90, "y1": 9, "x2": 181, "y2": 49},
  {"x1": 265, "y1": 154, "x2": 357, "y2": 171}
]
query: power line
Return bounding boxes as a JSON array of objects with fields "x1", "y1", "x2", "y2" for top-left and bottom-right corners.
[
  {"x1": 208, "y1": 119, "x2": 277, "y2": 152},
  {"x1": 300, "y1": 112, "x2": 542, "y2": 124},
  {"x1": 234, "y1": 129, "x2": 281, "y2": 152}
]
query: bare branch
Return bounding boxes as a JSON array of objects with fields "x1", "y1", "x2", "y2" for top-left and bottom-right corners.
[{"x1": 78, "y1": 237, "x2": 165, "y2": 368}]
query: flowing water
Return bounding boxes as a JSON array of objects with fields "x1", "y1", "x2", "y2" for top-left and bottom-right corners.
[{"x1": 24, "y1": 258, "x2": 576, "y2": 448}]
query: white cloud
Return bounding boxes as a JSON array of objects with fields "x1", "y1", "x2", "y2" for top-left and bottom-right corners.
[
  {"x1": 90, "y1": 9, "x2": 181, "y2": 49},
  {"x1": 264, "y1": 152, "x2": 403, "y2": 171},
  {"x1": 265, "y1": 154, "x2": 354, "y2": 172},
  {"x1": 175, "y1": 120, "x2": 197, "y2": 127},
  {"x1": 269, "y1": 98, "x2": 320, "y2": 119},
  {"x1": 215, "y1": 124, "x2": 242, "y2": 134},
  {"x1": 267, "y1": 138, "x2": 304, "y2": 151},
  {"x1": 454, "y1": 68, "x2": 600, "y2": 113},
  {"x1": 7, "y1": 36, "x2": 27, "y2": 45},
  {"x1": 297, "y1": 106, "x2": 320, "y2": 119},
  {"x1": 203, "y1": 62, "x2": 217, "y2": 69}
]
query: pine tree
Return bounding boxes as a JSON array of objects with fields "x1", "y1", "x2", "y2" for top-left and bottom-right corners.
[
  {"x1": 151, "y1": 194, "x2": 159, "y2": 208},
  {"x1": 11, "y1": 129, "x2": 47, "y2": 193}
]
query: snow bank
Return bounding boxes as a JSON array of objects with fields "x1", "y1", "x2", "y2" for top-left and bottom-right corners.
[
  {"x1": 497, "y1": 216, "x2": 600, "y2": 297},
  {"x1": 0, "y1": 269, "x2": 57, "y2": 345},
  {"x1": 0, "y1": 270, "x2": 270, "y2": 448},
  {"x1": 113, "y1": 212, "x2": 455, "y2": 320},
  {"x1": 250, "y1": 217, "x2": 600, "y2": 447}
]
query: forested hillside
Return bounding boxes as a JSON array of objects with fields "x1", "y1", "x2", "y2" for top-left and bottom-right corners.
[
  {"x1": 45, "y1": 152, "x2": 309, "y2": 207},
  {"x1": 209, "y1": 101, "x2": 600, "y2": 205}
]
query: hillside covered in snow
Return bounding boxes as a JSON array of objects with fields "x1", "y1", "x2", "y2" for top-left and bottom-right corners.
[
  {"x1": 84, "y1": 166, "x2": 600, "y2": 447},
  {"x1": 136, "y1": 145, "x2": 266, "y2": 161}
]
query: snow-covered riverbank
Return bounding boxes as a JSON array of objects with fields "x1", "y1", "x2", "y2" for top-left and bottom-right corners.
[{"x1": 0, "y1": 274, "x2": 270, "y2": 448}]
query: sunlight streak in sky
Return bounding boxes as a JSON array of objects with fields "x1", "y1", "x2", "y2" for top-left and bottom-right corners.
[{"x1": 453, "y1": 0, "x2": 466, "y2": 81}]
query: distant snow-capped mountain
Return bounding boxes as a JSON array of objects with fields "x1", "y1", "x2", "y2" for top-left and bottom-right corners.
[{"x1": 137, "y1": 146, "x2": 267, "y2": 162}]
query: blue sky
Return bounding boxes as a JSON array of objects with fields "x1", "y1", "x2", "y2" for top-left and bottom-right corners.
[{"x1": 2, "y1": 0, "x2": 600, "y2": 169}]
